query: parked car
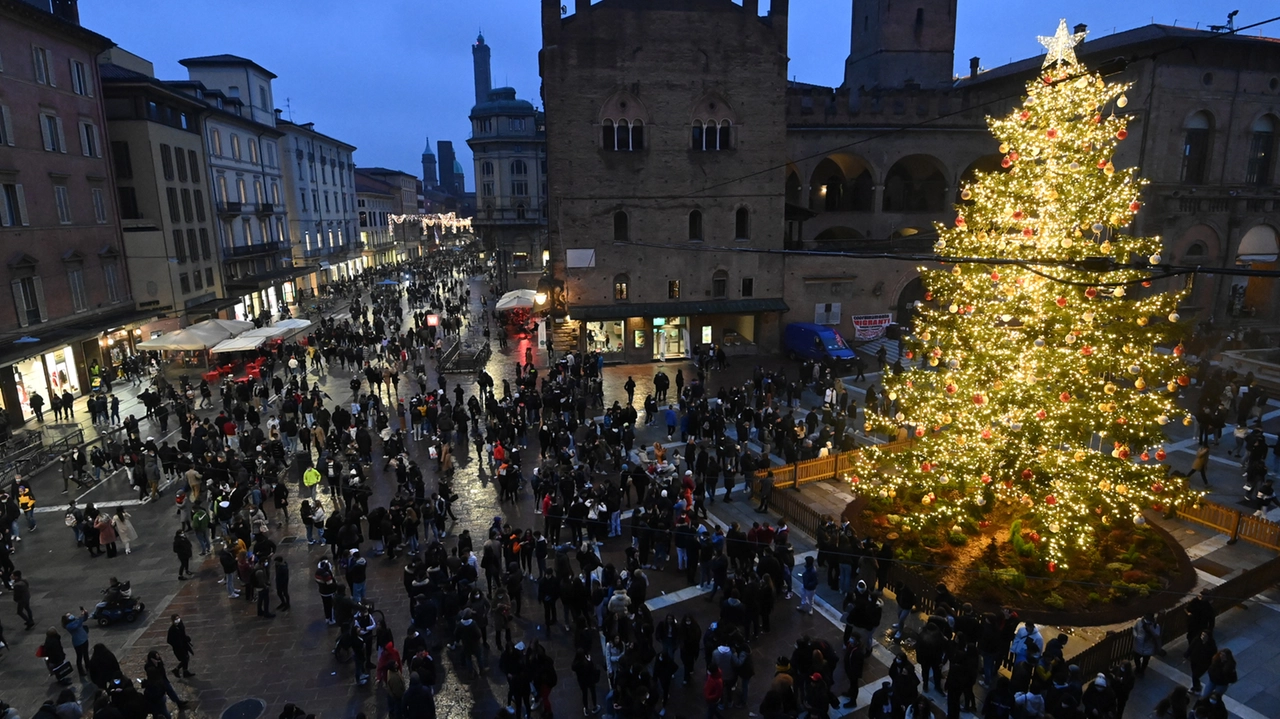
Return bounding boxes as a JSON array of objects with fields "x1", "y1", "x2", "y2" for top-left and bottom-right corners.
[{"x1": 783, "y1": 322, "x2": 857, "y2": 367}]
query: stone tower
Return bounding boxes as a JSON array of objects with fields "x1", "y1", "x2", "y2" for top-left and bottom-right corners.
[
  {"x1": 472, "y1": 32, "x2": 492, "y2": 107},
  {"x1": 421, "y1": 136, "x2": 438, "y2": 190},
  {"x1": 844, "y1": 0, "x2": 957, "y2": 90}
]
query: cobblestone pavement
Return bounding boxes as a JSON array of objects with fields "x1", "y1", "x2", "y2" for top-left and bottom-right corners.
[{"x1": 5, "y1": 272, "x2": 1278, "y2": 719}]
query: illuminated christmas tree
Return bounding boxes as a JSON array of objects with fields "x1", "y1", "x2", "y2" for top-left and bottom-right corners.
[{"x1": 851, "y1": 20, "x2": 1200, "y2": 571}]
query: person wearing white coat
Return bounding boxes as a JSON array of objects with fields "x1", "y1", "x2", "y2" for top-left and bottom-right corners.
[{"x1": 113, "y1": 507, "x2": 138, "y2": 554}]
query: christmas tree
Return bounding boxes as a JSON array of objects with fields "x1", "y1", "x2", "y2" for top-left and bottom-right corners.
[{"x1": 851, "y1": 20, "x2": 1200, "y2": 570}]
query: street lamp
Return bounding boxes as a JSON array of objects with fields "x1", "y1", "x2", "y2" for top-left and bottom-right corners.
[{"x1": 534, "y1": 271, "x2": 552, "y2": 309}]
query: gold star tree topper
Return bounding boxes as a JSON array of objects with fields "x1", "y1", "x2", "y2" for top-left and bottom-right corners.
[{"x1": 1038, "y1": 18, "x2": 1087, "y2": 68}]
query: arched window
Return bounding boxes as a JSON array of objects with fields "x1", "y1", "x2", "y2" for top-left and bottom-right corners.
[
  {"x1": 734, "y1": 208, "x2": 749, "y2": 240},
  {"x1": 718, "y1": 120, "x2": 733, "y2": 151},
  {"x1": 1184, "y1": 241, "x2": 1207, "y2": 260},
  {"x1": 688, "y1": 210, "x2": 704, "y2": 241},
  {"x1": 510, "y1": 160, "x2": 528, "y2": 176},
  {"x1": 481, "y1": 161, "x2": 494, "y2": 177},
  {"x1": 600, "y1": 92, "x2": 649, "y2": 152},
  {"x1": 613, "y1": 211, "x2": 629, "y2": 242},
  {"x1": 690, "y1": 94, "x2": 736, "y2": 152},
  {"x1": 1181, "y1": 112, "x2": 1213, "y2": 184},
  {"x1": 1246, "y1": 115, "x2": 1276, "y2": 186},
  {"x1": 712, "y1": 269, "x2": 728, "y2": 298},
  {"x1": 613, "y1": 274, "x2": 629, "y2": 301}
]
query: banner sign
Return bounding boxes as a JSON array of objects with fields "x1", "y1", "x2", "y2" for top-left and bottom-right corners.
[{"x1": 851, "y1": 313, "x2": 893, "y2": 340}]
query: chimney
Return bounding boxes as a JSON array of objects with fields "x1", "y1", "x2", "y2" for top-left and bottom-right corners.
[
  {"x1": 274, "y1": 108, "x2": 283, "y2": 121},
  {"x1": 1074, "y1": 23, "x2": 1088, "y2": 35},
  {"x1": 744, "y1": 0, "x2": 758, "y2": 16},
  {"x1": 51, "y1": 0, "x2": 79, "y2": 24},
  {"x1": 969, "y1": 56, "x2": 980, "y2": 78}
]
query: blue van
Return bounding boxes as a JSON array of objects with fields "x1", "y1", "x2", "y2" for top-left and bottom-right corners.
[{"x1": 784, "y1": 323, "x2": 857, "y2": 366}]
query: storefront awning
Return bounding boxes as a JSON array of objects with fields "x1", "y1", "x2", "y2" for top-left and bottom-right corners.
[
  {"x1": 568, "y1": 298, "x2": 789, "y2": 321},
  {"x1": 0, "y1": 306, "x2": 160, "y2": 368},
  {"x1": 210, "y1": 335, "x2": 268, "y2": 354}
]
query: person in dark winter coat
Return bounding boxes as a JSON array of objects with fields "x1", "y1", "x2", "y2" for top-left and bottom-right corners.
[
  {"x1": 172, "y1": 531, "x2": 194, "y2": 580},
  {"x1": 402, "y1": 671, "x2": 437, "y2": 719},
  {"x1": 166, "y1": 615, "x2": 195, "y2": 677}
]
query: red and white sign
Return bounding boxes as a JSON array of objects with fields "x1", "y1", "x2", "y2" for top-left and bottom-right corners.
[
  {"x1": 851, "y1": 313, "x2": 893, "y2": 340},
  {"x1": 426, "y1": 314, "x2": 439, "y2": 327}
]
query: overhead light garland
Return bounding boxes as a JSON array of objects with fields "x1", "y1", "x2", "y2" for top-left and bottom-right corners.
[
  {"x1": 847, "y1": 20, "x2": 1202, "y2": 570},
  {"x1": 388, "y1": 212, "x2": 473, "y2": 234}
]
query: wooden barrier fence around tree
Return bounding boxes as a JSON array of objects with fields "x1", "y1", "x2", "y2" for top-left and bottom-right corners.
[{"x1": 1177, "y1": 501, "x2": 1280, "y2": 552}]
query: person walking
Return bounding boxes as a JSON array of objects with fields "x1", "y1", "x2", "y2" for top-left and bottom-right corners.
[
  {"x1": 754, "y1": 472, "x2": 774, "y2": 513},
  {"x1": 172, "y1": 530, "x2": 193, "y2": 580},
  {"x1": 113, "y1": 507, "x2": 138, "y2": 555},
  {"x1": 12, "y1": 570, "x2": 34, "y2": 629},
  {"x1": 1190, "y1": 444, "x2": 1210, "y2": 486},
  {"x1": 166, "y1": 615, "x2": 195, "y2": 678},
  {"x1": 797, "y1": 556, "x2": 818, "y2": 615},
  {"x1": 275, "y1": 556, "x2": 291, "y2": 611},
  {"x1": 1132, "y1": 613, "x2": 1161, "y2": 677}
]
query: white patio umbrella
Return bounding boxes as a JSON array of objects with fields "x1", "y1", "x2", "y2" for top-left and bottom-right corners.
[{"x1": 496, "y1": 289, "x2": 537, "y2": 311}]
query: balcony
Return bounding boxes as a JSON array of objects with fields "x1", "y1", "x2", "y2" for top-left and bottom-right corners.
[
  {"x1": 223, "y1": 240, "x2": 284, "y2": 259},
  {"x1": 216, "y1": 201, "x2": 243, "y2": 215},
  {"x1": 255, "y1": 202, "x2": 275, "y2": 215}
]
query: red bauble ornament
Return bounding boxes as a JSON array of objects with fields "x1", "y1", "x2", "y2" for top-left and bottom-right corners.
[
  {"x1": 1153, "y1": 502, "x2": 1165, "y2": 513},
  {"x1": 1097, "y1": 160, "x2": 1108, "y2": 169},
  {"x1": 1046, "y1": 128, "x2": 1058, "y2": 139},
  {"x1": 1118, "y1": 447, "x2": 1130, "y2": 459},
  {"x1": 1048, "y1": 561, "x2": 1057, "y2": 572},
  {"x1": 1029, "y1": 532, "x2": 1041, "y2": 543},
  {"x1": 905, "y1": 351, "x2": 914, "y2": 359},
  {"x1": 945, "y1": 384, "x2": 957, "y2": 394},
  {"x1": 1009, "y1": 152, "x2": 1020, "y2": 161},
  {"x1": 915, "y1": 427, "x2": 925, "y2": 437},
  {"x1": 1177, "y1": 375, "x2": 1190, "y2": 386},
  {"x1": 1130, "y1": 201, "x2": 1141, "y2": 212},
  {"x1": 1022, "y1": 227, "x2": 1034, "y2": 237},
  {"x1": 924, "y1": 291, "x2": 933, "y2": 301},
  {"x1": 965, "y1": 305, "x2": 974, "y2": 313},
  {"x1": 1080, "y1": 345, "x2": 1093, "y2": 356},
  {"x1": 1173, "y1": 344, "x2": 1184, "y2": 357},
  {"x1": 979, "y1": 520, "x2": 991, "y2": 529},
  {"x1": 1140, "y1": 451, "x2": 1151, "y2": 462},
  {"x1": 1152, "y1": 482, "x2": 1165, "y2": 494},
  {"x1": 991, "y1": 271, "x2": 1000, "y2": 281},
  {"x1": 973, "y1": 394, "x2": 986, "y2": 405},
  {"x1": 1060, "y1": 391, "x2": 1072, "y2": 402},
  {"x1": 1036, "y1": 410, "x2": 1047, "y2": 419},
  {"x1": 1116, "y1": 129, "x2": 1128, "y2": 140},
  {"x1": 1056, "y1": 297, "x2": 1067, "y2": 307},
  {"x1": 1021, "y1": 469, "x2": 1034, "y2": 480},
  {"x1": 981, "y1": 428, "x2": 993, "y2": 439},
  {"x1": 1085, "y1": 287, "x2": 1098, "y2": 298},
  {"x1": 921, "y1": 462, "x2": 932, "y2": 472},
  {"x1": 980, "y1": 474, "x2": 992, "y2": 484},
  {"x1": 1019, "y1": 111, "x2": 1030, "y2": 121},
  {"x1": 1093, "y1": 114, "x2": 1102, "y2": 124},
  {"x1": 1155, "y1": 448, "x2": 1167, "y2": 461},
  {"x1": 1045, "y1": 494, "x2": 1057, "y2": 505},
  {"x1": 955, "y1": 215, "x2": 966, "y2": 227},
  {"x1": 1001, "y1": 157, "x2": 1012, "y2": 168},
  {"x1": 1142, "y1": 281, "x2": 1152, "y2": 287}
]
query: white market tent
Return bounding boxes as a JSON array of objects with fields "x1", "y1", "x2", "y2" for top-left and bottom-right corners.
[
  {"x1": 496, "y1": 289, "x2": 537, "y2": 310},
  {"x1": 208, "y1": 319, "x2": 313, "y2": 354},
  {"x1": 137, "y1": 318, "x2": 254, "y2": 352}
]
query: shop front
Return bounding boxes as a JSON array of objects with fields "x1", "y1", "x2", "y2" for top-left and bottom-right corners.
[
  {"x1": 5, "y1": 345, "x2": 83, "y2": 420},
  {"x1": 569, "y1": 298, "x2": 788, "y2": 365}
]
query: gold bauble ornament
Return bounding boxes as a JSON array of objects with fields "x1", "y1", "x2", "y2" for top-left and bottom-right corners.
[
  {"x1": 1137, "y1": 317, "x2": 1149, "y2": 326},
  {"x1": 1135, "y1": 378, "x2": 1147, "y2": 390},
  {"x1": 1104, "y1": 383, "x2": 1117, "y2": 395}
]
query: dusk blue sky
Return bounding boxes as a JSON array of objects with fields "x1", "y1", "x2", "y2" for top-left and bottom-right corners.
[{"x1": 81, "y1": 0, "x2": 1271, "y2": 191}]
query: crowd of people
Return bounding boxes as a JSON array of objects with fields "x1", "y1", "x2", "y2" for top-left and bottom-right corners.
[{"x1": 0, "y1": 247, "x2": 1249, "y2": 719}]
